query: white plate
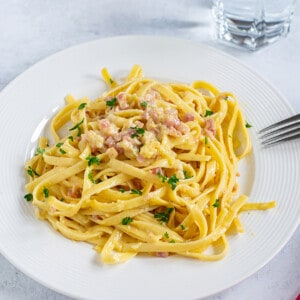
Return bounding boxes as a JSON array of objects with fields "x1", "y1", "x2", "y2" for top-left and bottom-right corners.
[{"x1": 0, "y1": 36, "x2": 299, "y2": 300}]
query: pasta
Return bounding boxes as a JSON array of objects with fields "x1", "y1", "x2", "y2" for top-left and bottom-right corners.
[{"x1": 24, "y1": 65, "x2": 276, "y2": 264}]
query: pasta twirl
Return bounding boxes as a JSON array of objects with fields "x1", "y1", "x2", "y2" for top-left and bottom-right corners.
[{"x1": 24, "y1": 65, "x2": 276, "y2": 264}]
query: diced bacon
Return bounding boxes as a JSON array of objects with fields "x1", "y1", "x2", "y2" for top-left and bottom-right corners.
[
  {"x1": 106, "y1": 147, "x2": 118, "y2": 159},
  {"x1": 137, "y1": 155, "x2": 146, "y2": 163},
  {"x1": 164, "y1": 109, "x2": 180, "y2": 128},
  {"x1": 98, "y1": 118, "x2": 109, "y2": 129},
  {"x1": 156, "y1": 252, "x2": 169, "y2": 258},
  {"x1": 151, "y1": 167, "x2": 163, "y2": 175},
  {"x1": 176, "y1": 122, "x2": 190, "y2": 134},
  {"x1": 204, "y1": 119, "x2": 217, "y2": 136},
  {"x1": 116, "y1": 92, "x2": 129, "y2": 110},
  {"x1": 67, "y1": 185, "x2": 81, "y2": 198},
  {"x1": 105, "y1": 136, "x2": 116, "y2": 148},
  {"x1": 91, "y1": 215, "x2": 104, "y2": 221},
  {"x1": 132, "y1": 178, "x2": 142, "y2": 190},
  {"x1": 167, "y1": 127, "x2": 182, "y2": 137},
  {"x1": 164, "y1": 115, "x2": 180, "y2": 128},
  {"x1": 182, "y1": 113, "x2": 195, "y2": 122}
]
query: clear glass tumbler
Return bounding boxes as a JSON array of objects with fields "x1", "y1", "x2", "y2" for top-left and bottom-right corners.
[{"x1": 212, "y1": 0, "x2": 296, "y2": 50}]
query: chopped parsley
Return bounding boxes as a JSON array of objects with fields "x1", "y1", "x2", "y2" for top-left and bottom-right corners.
[
  {"x1": 88, "y1": 171, "x2": 102, "y2": 184},
  {"x1": 78, "y1": 103, "x2": 87, "y2": 110},
  {"x1": 86, "y1": 155, "x2": 100, "y2": 166},
  {"x1": 140, "y1": 101, "x2": 149, "y2": 107},
  {"x1": 205, "y1": 110, "x2": 213, "y2": 117},
  {"x1": 157, "y1": 171, "x2": 167, "y2": 183},
  {"x1": 213, "y1": 199, "x2": 220, "y2": 208},
  {"x1": 27, "y1": 166, "x2": 39, "y2": 178},
  {"x1": 130, "y1": 189, "x2": 142, "y2": 195},
  {"x1": 167, "y1": 174, "x2": 179, "y2": 190},
  {"x1": 122, "y1": 216, "x2": 133, "y2": 225},
  {"x1": 157, "y1": 173, "x2": 179, "y2": 190},
  {"x1": 106, "y1": 97, "x2": 117, "y2": 109},
  {"x1": 224, "y1": 96, "x2": 229, "y2": 101},
  {"x1": 119, "y1": 188, "x2": 125, "y2": 193},
  {"x1": 36, "y1": 147, "x2": 45, "y2": 155},
  {"x1": 154, "y1": 207, "x2": 174, "y2": 223},
  {"x1": 59, "y1": 148, "x2": 66, "y2": 155},
  {"x1": 245, "y1": 122, "x2": 252, "y2": 128},
  {"x1": 164, "y1": 232, "x2": 169, "y2": 239},
  {"x1": 24, "y1": 193, "x2": 33, "y2": 202},
  {"x1": 43, "y1": 187, "x2": 49, "y2": 198},
  {"x1": 109, "y1": 78, "x2": 114, "y2": 85},
  {"x1": 180, "y1": 224, "x2": 186, "y2": 231},
  {"x1": 130, "y1": 126, "x2": 145, "y2": 138},
  {"x1": 183, "y1": 170, "x2": 192, "y2": 179},
  {"x1": 56, "y1": 142, "x2": 66, "y2": 154},
  {"x1": 69, "y1": 118, "x2": 84, "y2": 137},
  {"x1": 169, "y1": 239, "x2": 175, "y2": 243},
  {"x1": 68, "y1": 136, "x2": 74, "y2": 142},
  {"x1": 205, "y1": 136, "x2": 209, "y2": 145}
]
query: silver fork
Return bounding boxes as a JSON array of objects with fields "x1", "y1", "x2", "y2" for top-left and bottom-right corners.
[{"x1": 259, "y1": 114, "x2": 300, "y2": 146}]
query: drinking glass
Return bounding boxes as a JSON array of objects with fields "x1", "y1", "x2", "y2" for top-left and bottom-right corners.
[{"x1": 212, "y1": 0, "x2": 296, "y2": 50}]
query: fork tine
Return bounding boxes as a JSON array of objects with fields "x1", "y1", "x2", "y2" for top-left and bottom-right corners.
[
  {"x1": 259, "y1": 121, "x2": 300, "y2": 139},
  {"x1": 261, "y1": 128, "x2": 300, "y2": 146},
  {"x1": 259, "y1": 114, "x2": 300, "y2": 133}
]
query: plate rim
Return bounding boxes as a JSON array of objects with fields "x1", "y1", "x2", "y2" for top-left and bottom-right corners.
[{"x1": 0, "y1": 35, "x2": 299, "y2": 300}]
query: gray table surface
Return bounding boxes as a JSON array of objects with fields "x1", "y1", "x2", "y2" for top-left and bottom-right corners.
[{"x1": 0, "y1": 1, "x2": 299, "y2": 299}]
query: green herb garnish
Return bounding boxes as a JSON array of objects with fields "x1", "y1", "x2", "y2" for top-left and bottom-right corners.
[
  {"x1": 180, "y1": 224, "x2": 186, "y2": 230},
  {"x1": 122, "y1": 216, "x2": 133, "y2": 225},
  {"x1": 183, "y1": 170, "x2": 192, "y2": 179},
  {"x1": 154, "y1": 207, "x2": 174, "y2": 223},
  {"x1": 56, "y1": 142, "x2": 63, "y2": 148},
  {"x1": 169, "y1": 239, "x2": 175, "y2": 243},
  {"x1": 119, "y1": 188, "x2": 125, "y2": 193},
  {"x1": 59, "y1": 148, "x2": 66, "y2": 154},
  {"x1": 36, "y1": 147, "x2": 45, "y2": 155},
  {"x1": 245, "y1": 122, "x2": 252, "y2": 128},
  {"x1": 205, "y1": 110, "x2": 213, "y2": 117},
  {"x1": 69, "y1": 118, "x2": 84, "y2": 137},
  {"x1": 24, "y1": 193, "x2": 33, "y2": 202},
  {"x1": 130, "y1": 126, "x2": 145, "y2": 138},
  {"x1": 213, "y1": 199, "x2": 220, "y2": 208},
  {"x1": 88, "y1": 171, "x2": 102, "y2": 184},
  {"x1": 106, "y1": 97, "x2": 117, "y2": 109},
  {"x1": 43, "y1": 187, "x2": 49, "y2": 198},
  {"x1": 167, "y1": 174, "x2": 179, "y2": 190},
  {"x1": 157, "y1": 171, "x2": 167, "y2": 183},
  {"x1": 164, "y1": 232, "x2": 169, "y2": 239},
  {"x1": 27, "y1": 166, "x2": 39, "y2": 178},
  {"x1": 78, "y1": 103, "x2": 87, "y2": 110},
  {"x1": 130, "y1": 189, "x2": 142, "y2": 195},
  {"x1": 86, "y1": 155, "x2": 100, "y2": 166},
  {"x1": 109, "y1": 78, "x2": 114, "y2": 84},
  {"x1": 205, "y1": 136, "x2": 208, "y2": 145},
  {"x1": 140, "y1": 101, "x2": 149, "y2": 107},
  {"x1": 68, "y1": 136, "x2": 74, "y2": 142}
]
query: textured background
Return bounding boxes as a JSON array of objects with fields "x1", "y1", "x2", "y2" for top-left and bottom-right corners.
[{"x1": 0, "y1": 1, "x2": 299, "y2": 299}]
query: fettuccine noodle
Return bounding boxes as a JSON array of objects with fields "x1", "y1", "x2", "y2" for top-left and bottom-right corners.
[{"x1": 24, "y1": 65, "x2": 275, "y2": 264}]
